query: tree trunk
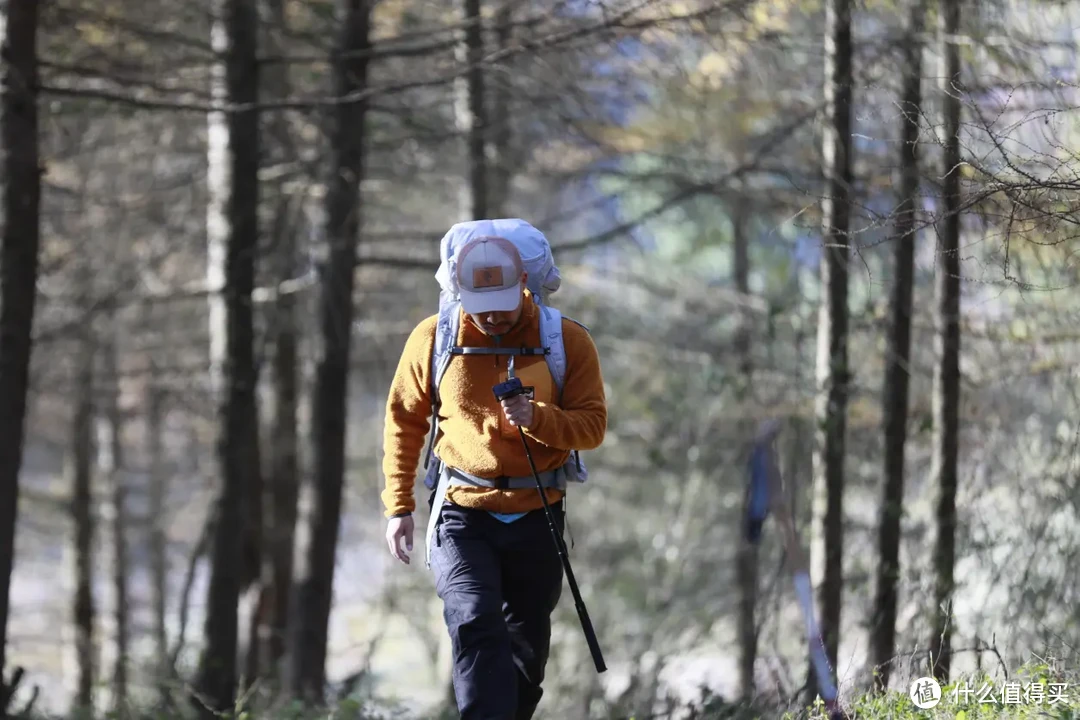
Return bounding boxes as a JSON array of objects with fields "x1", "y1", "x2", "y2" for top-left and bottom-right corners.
[
  {"x1": 70, "y1": 303, "x2": 97, "y2": 715},
  {"x1": 207, "y1": 0, "x2": 262, "y2": 599},
  {"x1": 930, "y1": 0, "x2": 962, "y2": 683},
  {"x1": 788, "y1": 268, "x2": 810, "y2": 534},
  {"x1": 455, "y1": 0, "x2": 488, "y2": 220},
  {"x1": 487, "y1": 0, "x2": 514, "y2": 216},
  {"x1": 733, "y1": 207, "x2": 758, "y2": 701},
  {"x1": 245, "y1": 0, "x2": 300, "y2": 686},
  {"x1": 0, "y1": 0, "x2": 42, "y2": 699},
  {"x1": 202, "y1": 14, "x2": 229, "y2": 698},
  {"x1": 207, "y1": 12, "x2": 228, "y2": 416},
  {"x1": 98, "y1": 325, "x2": 130, "y2": 714},
  {"x1": 146, "y1": 372, "x2": 169, "y2": 695},
  {"x1": 193, "y1": 0, "x2": 261, "y2": 713},
  {"x1": 288, "y1": 0, "x2": 371, "y2": 703},
  {"x1": 259, "y1": 199, "x2": 302, "y2": 684},
  {"x1": 810, "y1": 0, "x2": 853, "y2": 684},
  {"x1": 871, "y1": 0, "x2": 922, "y2": 691},
  {"x1": 732, "y1": 209, "x2": 752, "y2": 384}
]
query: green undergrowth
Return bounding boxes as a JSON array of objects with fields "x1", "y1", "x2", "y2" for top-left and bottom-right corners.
[
  {"x1": 793, "y1": 658, "x2": 1080, "y2": 720},
  {"x1": 15, "y1": 660, "x2": 1080, "y2": 720}
]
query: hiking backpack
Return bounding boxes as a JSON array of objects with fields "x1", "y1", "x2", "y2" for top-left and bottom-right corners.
[{"x1": 421, "y1": 218, "x2": 590, "y2": 491}]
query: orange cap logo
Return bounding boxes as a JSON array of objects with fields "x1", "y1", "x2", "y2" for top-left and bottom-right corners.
[{"x1": 472, "y1": 266, "x2": 504, "y2": 288}]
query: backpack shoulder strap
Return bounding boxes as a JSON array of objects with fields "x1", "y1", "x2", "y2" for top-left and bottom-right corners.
[
  {"x1": 538, "y1": 305, "x2": 566, "y2": 402},
  {"x1": 423, "y1": 301, "x2": 460, "y2": 472},
  {"x1": 431, "y1": 301, "x2": 460, "y2": 402},
  {"x1": 538, "y1": 305, "x2": 591, "y2": 404},
  {"x1": 538, "y1": 305, "x2": 591, "y2": 488}
]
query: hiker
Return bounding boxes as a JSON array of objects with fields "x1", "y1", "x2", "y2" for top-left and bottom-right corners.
[{"x1": 380, "y1": 218, "x2": 608, "y2": 719}]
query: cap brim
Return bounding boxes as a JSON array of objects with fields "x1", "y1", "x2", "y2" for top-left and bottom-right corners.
[{"x1": 459, "y1": 284, "x2": 522, "y2": 314}]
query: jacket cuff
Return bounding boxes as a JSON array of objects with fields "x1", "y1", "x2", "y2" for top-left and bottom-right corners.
[{"x1": 522, "y1": 402, "x2": 555, "y2": 446}]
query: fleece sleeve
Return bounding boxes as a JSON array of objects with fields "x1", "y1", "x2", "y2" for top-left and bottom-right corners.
[
  {"x1": 522, "y1": 320, "x2": 607, "y2": 451},
  {"x1": 380, "y1": 316, "x2": 436, "y2": 517}
]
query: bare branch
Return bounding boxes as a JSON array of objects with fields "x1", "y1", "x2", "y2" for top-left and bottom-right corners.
[{"x1": 39, "y1": 0, "x2": 710, "y2": 114}]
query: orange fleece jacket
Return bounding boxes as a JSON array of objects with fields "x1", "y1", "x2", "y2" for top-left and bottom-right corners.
[{"x1": 380, "y1": 293, "x2": 607, "y2": 517}]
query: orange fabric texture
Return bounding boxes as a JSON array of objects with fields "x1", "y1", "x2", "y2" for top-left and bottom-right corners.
[{"x1": 380, "y1": 293, "x2": 607, "y2": 517}]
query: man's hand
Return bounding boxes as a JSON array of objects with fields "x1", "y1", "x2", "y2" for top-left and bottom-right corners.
[
  {"x1": 500, "y1": 393, "x2": 534, "y2": 428},
  {"x1": 386, "y1": 515, "x2": 414, "y2": 564}
]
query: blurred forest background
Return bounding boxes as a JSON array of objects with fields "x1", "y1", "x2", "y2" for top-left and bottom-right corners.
[{"x1": 0, "y1": 0, "x2": 1078, "y2": 718}]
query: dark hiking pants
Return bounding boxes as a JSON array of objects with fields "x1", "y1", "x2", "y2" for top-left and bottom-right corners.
[{"x1": 430, "y1": 500, "x2": 565, "y2": 720}]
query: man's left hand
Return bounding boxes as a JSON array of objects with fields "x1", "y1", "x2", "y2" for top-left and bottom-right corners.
[{"x1": 501, "y1": 393, "x2": 534, "y2": 428}]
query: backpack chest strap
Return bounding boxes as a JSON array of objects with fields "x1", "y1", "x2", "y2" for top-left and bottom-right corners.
[{"x1": 450, "y1": 346, "x2": 549, "y2": 356}]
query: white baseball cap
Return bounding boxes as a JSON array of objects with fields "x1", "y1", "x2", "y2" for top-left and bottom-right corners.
[{"x1": 454, "y1": 235, "x2": 525, "y2": 314}]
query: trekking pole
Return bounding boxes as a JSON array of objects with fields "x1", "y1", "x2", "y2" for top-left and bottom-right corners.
[{"x1": 492, "y1": 375, "x2": 607, "y2": 673}]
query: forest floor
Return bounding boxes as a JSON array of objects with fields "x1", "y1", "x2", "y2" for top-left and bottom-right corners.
[{"x1": 6, "y1": 659, "x2": 1078, "y2": 719}]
